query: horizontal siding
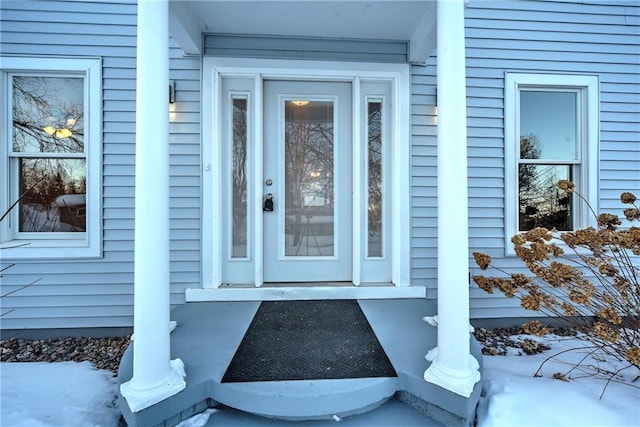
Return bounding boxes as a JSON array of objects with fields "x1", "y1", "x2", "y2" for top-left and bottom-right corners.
[
  {"x1": 2, "y1": 0, "x2": 638, "y2": 329},
  {"x1": 0, "y1": 0, "x2": 202, "y2": 330},
  {"x1": 410, "y1": 62, "x2": 438, "y2": 287},
  {"x1": 464, "y1": 0, "x2": 640, "y2": 318},
  {"x1": 410, "y1": 0, "x2": 639, "y2": 319}
]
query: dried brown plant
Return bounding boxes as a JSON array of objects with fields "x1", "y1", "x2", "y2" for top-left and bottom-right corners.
[{"x1": 472, "y1": 183, "x2": 640, "y2": 376}]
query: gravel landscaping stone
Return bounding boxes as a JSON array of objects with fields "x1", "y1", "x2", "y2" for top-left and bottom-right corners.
[
  {"x1": 0, "y1": 326, "x2": 570, "y2": 375},
  {"x1": 1, "y1": 335, "x2": 130, "y2": 374},
  {"x1": 473, "y1": 326, "x2": 577, "y2": 356}
]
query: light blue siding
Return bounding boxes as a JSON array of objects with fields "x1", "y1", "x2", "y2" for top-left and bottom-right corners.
[
  {"x1": 1, "y1": 0, "x2": 638, "y2": 329},
  {"x1": 0, "y1": 0, "x2": 201, "y2": 330},
  {"x1": 410, "y1": 0, "x2": 640, "y2": 314},
  {"x1": 410, "y1": 64, "x2": 438, "y2": 288},
  {"x1": 462, "y1": 0, "x2": 638, "y2": 318}
]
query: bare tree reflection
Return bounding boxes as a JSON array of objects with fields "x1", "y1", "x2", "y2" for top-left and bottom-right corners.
[
  {"x1": 519, "y1": 134, "x2": 571, "y2": 231},
  {"x1": 12, "y1": 77, "x2": 84, "y2": 154},
  {"x1": 367, "y1": 103, "x2": 382, "y2": 257},
  {"x1": 284, "y1": 101, "x2": 334, "y2": 256},
  {"x1": 231, "y1": 99, "x2": 248, "y2": 257},
  {"x1": 11, "y1": 76, "x2": 86, "y2": 232}
]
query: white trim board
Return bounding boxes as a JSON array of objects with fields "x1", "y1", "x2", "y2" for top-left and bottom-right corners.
[
  {"x1": 201, "y1": 57, "x2": 411, "y2": 295},
  {"x1": 186, "y1": 285, "x2": 426, "y2": 302}
]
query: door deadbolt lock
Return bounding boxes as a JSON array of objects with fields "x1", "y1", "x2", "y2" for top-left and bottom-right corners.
[{"x1": 263, "y1": 193, "x2": 274, "y2": 212}]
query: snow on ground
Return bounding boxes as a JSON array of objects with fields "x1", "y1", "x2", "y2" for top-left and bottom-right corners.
[
  {"x1": 1, "y1": 336, "x2": 638, "y2": 427},
  {"x1": 477, "y1": 335, "x2": 639, "y2": 427},
  {"x1": 0, "y1": 361, "x2": 120, "y2": 427}
]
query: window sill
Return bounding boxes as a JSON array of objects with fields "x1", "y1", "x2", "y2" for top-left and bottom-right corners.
[{"x1": 0, "y1": 239, "x2": 101, "y2": 260}]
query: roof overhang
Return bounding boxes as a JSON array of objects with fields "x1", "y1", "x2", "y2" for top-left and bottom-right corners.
[{"x1": 169, "y1": 0, "x2": 437, "y2": 64}]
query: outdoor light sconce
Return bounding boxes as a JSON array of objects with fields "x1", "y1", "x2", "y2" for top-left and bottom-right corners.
[
  {"x1": 169, "y1": 80, "x2": 176, "y2": 104},
  {"x1": 432, "y1": 89, "x2": 438, "y2": 125}
]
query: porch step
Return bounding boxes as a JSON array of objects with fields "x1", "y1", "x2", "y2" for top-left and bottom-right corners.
[
  {"x1": 213, "y1": 377, "x2": 398, "y2": 420},
  {"x1": 119, "y1": 300, "x2": 483, "y2": 427}
]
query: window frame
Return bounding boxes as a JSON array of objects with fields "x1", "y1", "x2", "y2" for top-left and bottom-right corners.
[
  {"x1": 0, "y1": 57, "x2": 102, "y2": 259},
  {"x1": 504, "y1": 72, "x2": 599, "y2": 255}
]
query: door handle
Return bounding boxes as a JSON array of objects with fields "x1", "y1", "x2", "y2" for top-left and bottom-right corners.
[{"x1": 263, "y1": 193, "x2": 274, "y2": 212}]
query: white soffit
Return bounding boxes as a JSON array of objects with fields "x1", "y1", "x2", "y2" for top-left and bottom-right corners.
[{"x1": 169, "y1": 0, "x2": 436, "y2": 62}]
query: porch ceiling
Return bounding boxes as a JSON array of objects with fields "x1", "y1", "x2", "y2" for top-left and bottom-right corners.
[{"x1": 169, "y1": 0, "x2": 436, "y2": 64}]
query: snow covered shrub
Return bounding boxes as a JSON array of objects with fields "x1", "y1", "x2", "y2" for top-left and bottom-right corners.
[{"x1": 472, "y1": 182, "x2": 640, "y2": 371}]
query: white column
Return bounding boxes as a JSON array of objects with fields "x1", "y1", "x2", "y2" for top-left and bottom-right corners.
[
  {"x1": 120, "y1": 0, "x2": 186, "y2": 413},
  {"x1": 423, "y1": 0, "x2": 480, "y2": 398}
]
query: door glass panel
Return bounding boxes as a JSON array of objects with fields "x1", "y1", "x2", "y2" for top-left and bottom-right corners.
[
  {"x1": 231, "y1": 97, "x2": 248, "y2": 258},
  {"x1": 284, "y1": 100, "x2": 334, "y2": 257},
  {"x1": 367, "y1": 101, "x2": 383, "y2": 258}
]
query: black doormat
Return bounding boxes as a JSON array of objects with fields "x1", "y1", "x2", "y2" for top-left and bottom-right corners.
[{"x1": 221, "y1": 300, "x2": 397, "y2": 382}]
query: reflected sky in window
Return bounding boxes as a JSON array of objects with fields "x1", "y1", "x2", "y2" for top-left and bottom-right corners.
[
  {"x1": 12, "y1": 76, "x2": 84, "y2": 154},
  {"x1": 520, "y1": 91, "x2": 577, "y2": 161}
]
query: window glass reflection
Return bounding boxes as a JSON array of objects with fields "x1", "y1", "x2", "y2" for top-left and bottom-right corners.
[
  {"x1": 12, "y1": 76, "x2": 84, "y2": 153},
  {"x1": 518, "y1": 164, "x2": 572, "y2": 231},
  {"x1": 520, "y1": 91, "x2": 577, "y2": 161},
  {"x1": 284, "y1": 100, "x2": 335, "y2": 257},
  {"x1": 231, "y1": 98, "x2": 248, "y2": 258},
  {"x1": 19, "y1": 158, "x2": 87, "y2": 232},
  {"x1": 367, "y1": 101, "x2": 383, "y2": 258},
  {"x1": 12, "y1": 75, "x2": 86, "y2": 234}
]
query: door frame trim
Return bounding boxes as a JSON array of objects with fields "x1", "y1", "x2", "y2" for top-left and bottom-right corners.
[{"x1": 200, "y1": 57, "x2": 411, "y2": 293}]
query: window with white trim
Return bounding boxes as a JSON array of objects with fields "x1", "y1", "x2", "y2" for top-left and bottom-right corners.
[
  {"x1": 505, "y1": 73, "x2": 599, "y2": 250},
  {"x1": 1, "y1": 57, "x2": 102, "y2": 258}
]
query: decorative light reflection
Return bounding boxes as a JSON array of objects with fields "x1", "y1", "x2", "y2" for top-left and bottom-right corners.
[
  {"x1": 43, "y1": 125, "x2": 73, "y2": 138},
  {"x1": 56, "y1": 128, "x2": 73, "y2": 138}
]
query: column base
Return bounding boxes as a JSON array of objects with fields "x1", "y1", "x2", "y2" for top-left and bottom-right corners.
[
  {"x1": 120, "y1": 358, "x2": 187, "y2": 413},
  {"x1": 424, "y1": 348, "x2": 480, "y2": 398}
]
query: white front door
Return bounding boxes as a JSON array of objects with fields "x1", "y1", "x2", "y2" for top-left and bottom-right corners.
[
  {"x1": 208, "y1": 64, "x2": 407, "y2": 291},
  {"x1": 263, "y1": 80, "x2": 352, "y2": 282}
]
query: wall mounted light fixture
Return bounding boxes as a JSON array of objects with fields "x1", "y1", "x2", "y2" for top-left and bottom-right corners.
[{"x1": 169, "y1": 80, "x2": 175, "y2": 104}]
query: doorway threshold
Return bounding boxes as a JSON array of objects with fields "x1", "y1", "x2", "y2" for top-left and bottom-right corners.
[{"x1": 185, "y1": 284, "x2": 425, "y2": 302}]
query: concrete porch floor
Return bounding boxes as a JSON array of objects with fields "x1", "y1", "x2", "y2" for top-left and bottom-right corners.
[{"x1": 118, "y1": 299, "x2": 482, "y2": 427}]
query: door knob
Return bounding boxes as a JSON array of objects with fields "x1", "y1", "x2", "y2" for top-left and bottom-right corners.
[{"x1": 263, "y1": 193, "x2": 274, "y2": 212}]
